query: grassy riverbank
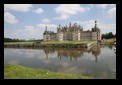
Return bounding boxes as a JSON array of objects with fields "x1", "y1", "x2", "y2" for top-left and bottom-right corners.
[
  {"x1": 4, "y1": 64, "x2": 93, "y2": 79},
  {"x1": 41, "y1": 40, "x2": 95, "y2": 44},
  {"x1": 4, "y1": 42, "x2": 33, "y2": 44},
  {"x1": 4, "y1": 40, "x2": 95, "y2": 45},
  {"x1": 104, "y1": 38, "x2": 116, "y2": 45}
]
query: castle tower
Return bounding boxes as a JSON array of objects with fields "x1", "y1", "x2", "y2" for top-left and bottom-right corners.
[
  {"x1": 57, "y1": 31, "x2": 63, "y2": 41},
  {"x1": 72, "y1": 31, "x2": 76, "y2": 41},
  {"x1": 57, "y1": 24, "x2": 63, "y2": 41},
  {"x1": 95, "y1": 21, "x2": 101, "y2": 40},
  {"x1": 45, "y1": 26, "x2": 47, "y2": 31},
  {"x1": 94, "y1": 21, "x2": 97, "y2": 29},
  {"x1": 43, "y1": 26, "x2": 51, "y2": 41},
  {"x1": 69, "y1": 22, "x2": 71, "y2": 27},
  {"x1": 92, "y1": 21, "x2": 101, "y2": 40},
  {"x1": 43, "y1": 26, "x2": 47, "y2": 41}
]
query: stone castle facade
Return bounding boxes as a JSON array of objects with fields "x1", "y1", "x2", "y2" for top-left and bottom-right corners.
[{"x1": 43, "y1": 21, "x2": 101, "y2": 41}]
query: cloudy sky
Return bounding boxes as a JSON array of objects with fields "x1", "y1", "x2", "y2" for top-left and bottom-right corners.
[{"x1": 4, "y1": 4, "x2": 116, "y2": 40}]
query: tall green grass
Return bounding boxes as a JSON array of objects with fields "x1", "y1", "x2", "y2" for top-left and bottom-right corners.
[{"x1": 4, "y1": 64, "x2": 93, "y2": 79}]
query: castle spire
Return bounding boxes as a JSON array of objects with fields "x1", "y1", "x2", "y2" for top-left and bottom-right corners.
[
  {"x1": 69, "y1": 22, "x2": 71, "y2": 27},
  {"x1": 59, "y1": 24, "x2": 61, "y2": 28},
  {"x1": 45, "y1": 26, "x2": 47, "y2": 31},
  {"x1": 94, "y1": 21, "x2": 99, "y2": 32},
  {"x1": 81, "y1": 26, "x2": 83, "y2": 31},
  {"x1": 94, "y1": 21, "x2": 97, "y2": 28}
]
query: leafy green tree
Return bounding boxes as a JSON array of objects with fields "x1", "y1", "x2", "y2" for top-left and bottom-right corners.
[{"x1": 102, "y1": 32, "x2": 116, "y2": 39}]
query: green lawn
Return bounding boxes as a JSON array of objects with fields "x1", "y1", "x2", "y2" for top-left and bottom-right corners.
[
  {"x1": 4, "y1": 40, "x2": 96, "y2": 45},
  {"x1": 4, "y1": 64, "x2": 93, "y2": 79},
  {"x1": 41, "y1": 40, "x2": 96, "y2": 44},
  {"x1": 104, "y1": 38, "x2": 116, "y2": 44},
  {"x1": 4, "y1": 42, "x2": 34, "y2": 44}
]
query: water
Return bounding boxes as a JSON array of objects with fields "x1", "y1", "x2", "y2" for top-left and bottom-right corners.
[{"x1": 4, "y1": 43, "x2": 116, "y2": 79}]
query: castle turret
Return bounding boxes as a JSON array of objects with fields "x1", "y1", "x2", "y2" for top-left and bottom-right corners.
[
  {"x1": 57, "y1": 31, "x2": 63, "y2": 41},
  {"x1": 69, "y1": 22, "x2": 71, "y2": 27},
  {"x1": 59, "y1": 24, "x2": 61, "y2": 28},
  {"x1": 45, "y1": 26, "x2": 47, "y2": 31},
  {"x1": 43, "y1": 26, "x2": 48, "y2": 41},
  {"x1": 79, "y1": 25, "x2": 80, "y2": 29},
  {"x1": 94, "y1": 21, "x2": 97, "y2": 28},
  {"x1": 91, "y1": 21, "x2": 101, "y2": 40},
  {"x1": 94, "y1": 21, "x2": 99, "y2": 31}
]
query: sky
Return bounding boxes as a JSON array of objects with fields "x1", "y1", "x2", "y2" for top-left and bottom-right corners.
[{"x1": 4, "y1": 4, "x2": 116, "y2": 40}]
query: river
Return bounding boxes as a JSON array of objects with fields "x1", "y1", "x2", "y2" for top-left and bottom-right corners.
[{"x1": 4, "y1": 43, "x2": 116, "y2": 79}]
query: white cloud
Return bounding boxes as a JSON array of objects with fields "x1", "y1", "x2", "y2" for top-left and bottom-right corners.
[
  {"x1": 72, "y1": 20, "x2": 95, "y2": 30},
  {"x1": 37, "y1": 23, "x2": 57, "y2": 29},
  {"x1": 54, "y1": 4, "x2": 88, "y2": 20},
  {"x1": 96, "y1": 4, "x2": 108, "y2": 9},
  {"x1": 54, "y1": 15, "x2": 69, "y2": 20},
  {"x1": 24, "y1": 25, "x2": 36, "y2": 34},
  {"x1": 37, "y1": 23, "x2": 45, "y2": 28},
  {"x1": 86, "y1": 7, "x2": 90, "y2": 10},
  {"x1": 4, "y1": 4, "x2": 32, "y2": 12},
  {"x1": 42, "y1": 18, "x2": 50, "y2": 23},
  {"x1": 108, "y1": 7, "x2": 116, "y2": 17},
  {"x1": 4, "y1": 12, "x2": 18, "y2": 24},
  {"x1": 4, "y1": 25, "x2": 41, "y2": 40},
  {"x1": 72, "y1": 20, "x2": 116, "y2": 34},
  {"x1": 34, "y1": 8, "x2": 44, "y2": 14},
  {"x1": 109, "y1": 4, "x2": 116, "y2": 7},
  {"x1": 21, "y1": 25, "x2": 42, "y2": 39},
  {"x1": 89, "y1": 4, "x2": 94, "y2": 8},
  {"x1": 99, "y1": 23, "x2": 116, "y2": 34},
  {"x1": 4, "y1": 23, "x2": 58, "y2": 40},
  {"x1": 4, "y1": 20, "x2": 116, "y2": 40},
  {"x1": 37, "y1": 23, "x2": 57, "y2": 33}
]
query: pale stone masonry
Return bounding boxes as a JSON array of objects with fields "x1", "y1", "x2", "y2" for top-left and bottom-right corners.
[{"x1": 43, "y1": 21, "x2": 101, "y2": 41}]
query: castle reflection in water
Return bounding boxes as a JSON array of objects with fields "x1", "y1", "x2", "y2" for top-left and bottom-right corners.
[{"x1": 43, "y1": 43, "x2": 102, "y2": 62}]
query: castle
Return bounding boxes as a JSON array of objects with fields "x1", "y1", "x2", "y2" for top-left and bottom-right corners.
[{"x1": 43, "y1": 21, "x2": 101, "y2": 41}]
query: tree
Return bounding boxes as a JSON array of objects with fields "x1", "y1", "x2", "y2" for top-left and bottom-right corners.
[{"x1": 102, "y1": 32, "x2": 116, "y2": 39}]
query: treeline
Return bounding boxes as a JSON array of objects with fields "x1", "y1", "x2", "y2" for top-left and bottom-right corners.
[
  {"x1": 102, "y1": 32, "x2": 116, "y2": 39},
  {"x1": 4, "y1": 38, "x2": 22, "y2": 42},
  {"x1": 4, "y1": 38, "x2": 43, "y2": 42}
]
